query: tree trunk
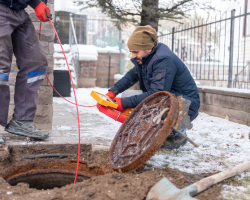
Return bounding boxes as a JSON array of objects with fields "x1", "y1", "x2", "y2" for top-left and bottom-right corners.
[{"x1": 140, "y1": 0, "x2": 159, "y2": 32}]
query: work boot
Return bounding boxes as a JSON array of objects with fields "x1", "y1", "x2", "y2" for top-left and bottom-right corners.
[
  {"x1": 161, "y1": 129, "x2": 187, "y2": 150},
  {"x1": 5, "y1": 117, "x2": 49, "y2": 140},
  {"x1": 0, "y1": 136, "x2": 4, "y2": 144}
]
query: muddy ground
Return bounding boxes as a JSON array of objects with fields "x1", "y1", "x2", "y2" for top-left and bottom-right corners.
[{"x1": 0, "y1": 143, "x2": 241, "y2": 200}]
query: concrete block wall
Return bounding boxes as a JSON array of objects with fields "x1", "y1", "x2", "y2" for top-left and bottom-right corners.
[
  {"x1": 8, "y1": 1, "x2": 55, "y2": 130},
  {"x1": 198, "y1": 86, "x2": 250, "y2": 126},
  {"x1": 96, "y1": 53, "x2": 121, "y2": 88},
  {"x1": 78, "y1": 60, "x2": 97, "y2": 88}
]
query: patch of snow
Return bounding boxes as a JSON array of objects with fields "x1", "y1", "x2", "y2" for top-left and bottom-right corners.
[
  {"x1": 76, "y1": 45, "x2": 98, "y2": 61},
  {"x1": 114, "y1": 74, "x2": 124, "y2": 80},
  {"x1": 146, "y1": 112, "x2": 250, "y2": 174},
  {"x1": 222, "y1": 185, "x2": 250, "y2": 200},
  {"x1": 238, "y1": 170, "x2": 250, "y2": 181},
  {"x1": 54, "y1": 44, "x2": 70, "y2": 53},
  {"x1": 53, "y1": 87, "x2": 122, "y2": 142},
  {"x1": 198, "y1": 86, "x2": 250, "y2": 94},
  {"x1": 54, "y1": 44, "x2": 74, "y2": 71},
  {"x1": 53, "y1": 126, "x2": 73, "y2": 131}
]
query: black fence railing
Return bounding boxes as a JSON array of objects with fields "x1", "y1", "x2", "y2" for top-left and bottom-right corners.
[{"x1": 158, "y1": 9, "x2": 250, "y2": 89}]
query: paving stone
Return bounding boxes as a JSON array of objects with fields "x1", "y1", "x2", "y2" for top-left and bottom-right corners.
[
  {"x1": 92, "y1": 145, "x2": 110, "y2": 151},
  {"x1": 0, "y1": 101, "x2": 117, "y2": 146}
]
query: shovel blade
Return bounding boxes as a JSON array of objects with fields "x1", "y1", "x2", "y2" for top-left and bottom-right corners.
[{"x1": 146, "y1": 177, "x2": 198, "y2": 200}]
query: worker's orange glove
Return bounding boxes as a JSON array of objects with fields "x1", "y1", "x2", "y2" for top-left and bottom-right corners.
[
  {"x1": 35, "y1": 1, "x2": 50, "y2": 22},
  {"x1": 114, "y1": 98, "x2": 125, "y2": 112},
  {"x1": 105, "y1": 91, "x2": 116, "y2": 100}
]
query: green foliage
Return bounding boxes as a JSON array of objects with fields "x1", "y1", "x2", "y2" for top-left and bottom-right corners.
[
  {"x1": 126, "y1": 60, "x2": 134, "y2": 71},
  {"x1": 125, "y1": 48, "x2": 133, "y2": 71}
]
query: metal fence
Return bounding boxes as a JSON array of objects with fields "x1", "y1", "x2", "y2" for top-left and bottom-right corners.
[
  {"x1": 69, "y1": 13, "x2": 79, "y2": 88},
  {"x1": 54, "y1": 11, "x2": 120, "y2": 47},
  {"x1": 93, "y1": 27, "x2": 120, "y2": 47},
  {"x1": 89, "y1": 19, "x2": 121, "y2": 48},
  {"x1": 158, "y1": 9, "x2": 250, "y2": 89}
]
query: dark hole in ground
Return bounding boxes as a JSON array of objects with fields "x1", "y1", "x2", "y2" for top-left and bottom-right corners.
[
  {"x1": 0, "y1": 144, "x2": 232, "y2": 199},
  {"x1": 8, "y1": 173, "x2": 89, "y2": 190}
]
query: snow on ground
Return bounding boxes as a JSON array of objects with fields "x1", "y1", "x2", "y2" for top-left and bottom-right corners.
[
  {"x1": 53, "y1": 87, "x2": 250, "y2": 198},
  {"x1": 147, "y1": 113, "x2": 250, "y2": 174},
  {"x1": 53, "y1": 87, "x2": 121, "y2": 143},
  {"x1": 198, "y1": 86, "x2": 250, "y2": 94},
  {"x1": 77, "y1": 45, "x2": 98, "y2": 61},
  {"x1": 222, "y1": 184, "x2": 250, "y2": 200}
]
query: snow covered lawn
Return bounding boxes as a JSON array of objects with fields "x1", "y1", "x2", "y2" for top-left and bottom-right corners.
[
  {"x1": 53, "y1": 87, "x2": 250, "y2": 199},
  {"x1": 148, "y1": 112, "x2": 250, "y2": 199},
  {"x1": 148, "y1": 112, "x2": 250, "y2": 174}
]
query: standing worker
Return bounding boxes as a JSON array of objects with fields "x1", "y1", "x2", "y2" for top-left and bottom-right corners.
[
  {"x1": 0, "y1": 0, "x2": 51, "y2": 143},
  {"x1": 105, "y1": 25, "x2": 200, "y2": 149}
]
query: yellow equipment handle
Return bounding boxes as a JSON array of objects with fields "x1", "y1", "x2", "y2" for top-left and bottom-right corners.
[{"x1": 90, "y1": 91, "x2": 118, "y2": 109}]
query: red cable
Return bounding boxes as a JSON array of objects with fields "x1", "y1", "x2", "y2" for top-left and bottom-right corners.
[
  {"x1": 40, "y1": 20, "x2": 95, "y2": 108},
  {"x1": 42, "y1": 19, "x2": 81, "y2": 184},
  {"x1": 46, "y1": 74, "x2": 95, "y2": 108}
]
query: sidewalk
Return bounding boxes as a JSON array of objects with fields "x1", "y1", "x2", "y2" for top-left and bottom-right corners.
[{"x1": 0, "y1": 100, "x2": 119, "y2": 150}]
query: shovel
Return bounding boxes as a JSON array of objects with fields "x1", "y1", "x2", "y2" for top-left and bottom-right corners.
[{"x1": 146, "y1": 161, "x2": 250, "y2": 200}]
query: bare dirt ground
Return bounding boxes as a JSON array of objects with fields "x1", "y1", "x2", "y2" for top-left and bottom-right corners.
[{"x1": 0, "y1": 143, "x2": 241, "y2": 200}]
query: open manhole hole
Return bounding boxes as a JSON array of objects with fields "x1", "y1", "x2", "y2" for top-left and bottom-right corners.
[
  {"x1": 2, "y1": 160, "x2": 104, "y2": 190},
  {"x1": 8, "y1": 172, "x2": 88, "y2": 190}
]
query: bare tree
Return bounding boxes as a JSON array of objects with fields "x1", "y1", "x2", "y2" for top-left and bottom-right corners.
[{"x1": 75, "y1": 0, "x2": 212, "y2": 31}]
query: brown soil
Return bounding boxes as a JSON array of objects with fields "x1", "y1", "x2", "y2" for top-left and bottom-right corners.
[{"x1": 0, "y1": 143, "x2": 235, "y2": 200}]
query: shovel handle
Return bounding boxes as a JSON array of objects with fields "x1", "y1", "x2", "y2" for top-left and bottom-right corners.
[
  {"x1": 192, "y1": 161, "x2": 250, "y2": 195},
  {"x1": 153, "y1": 107, "x2": 199, "y2": 148},
  {"x1": 173, "y1": 127, "x2": 200, "y2": 147}
]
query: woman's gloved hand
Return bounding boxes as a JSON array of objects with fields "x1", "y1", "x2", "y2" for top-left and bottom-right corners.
[
  {"x1": 35, "y1": 1, "x2": 50, "y2": 22},
  {"x1": 105, "y1": 91, "x2": 116, "y2": 100},
  {"x1": 114, "y1": 98, "x2": 125, "y2": 112}
]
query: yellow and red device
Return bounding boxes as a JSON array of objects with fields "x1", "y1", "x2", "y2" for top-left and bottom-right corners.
[
  {"x1": 91, "y1": 90, "x2": 132, "y2": 123},
  {"x1": 90, "y1": 91, "x2": 118, "y2": 109}
]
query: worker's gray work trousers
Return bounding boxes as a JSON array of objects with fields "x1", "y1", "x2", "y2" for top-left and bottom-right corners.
[{"x1": 0, "y1": 3, "x2": 48, "y2": 127}]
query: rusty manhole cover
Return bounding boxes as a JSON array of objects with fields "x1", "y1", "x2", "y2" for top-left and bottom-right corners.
[
  {"x1": 107, "y1": 91, "x2": 179, "y2": 173},
  {"x1": 2, "y1": 91, "x2": 183, "y2": 189}
]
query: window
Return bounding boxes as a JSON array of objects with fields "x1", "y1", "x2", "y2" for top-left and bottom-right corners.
[{"x1": 244, "y1": 0, "x2": 250, "y2": 37}]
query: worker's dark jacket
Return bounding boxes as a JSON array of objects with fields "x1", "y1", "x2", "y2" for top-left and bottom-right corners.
[
  {"x1": 0, "y1": 0, "x2": 46, "y2": 10},
  {"x1": 110, "y1": 43, "x2": 200, "y2": 117}
]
